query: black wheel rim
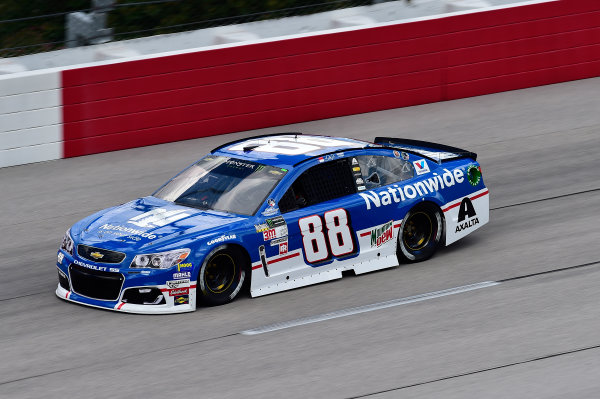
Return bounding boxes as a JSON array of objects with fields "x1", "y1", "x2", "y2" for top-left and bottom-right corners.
[
  {"x1": 403, "y1": 211, "x2": 433, "y2": 251},
  {"x1": 204, "y1": 253, "x2": 236, "y2": 294}
]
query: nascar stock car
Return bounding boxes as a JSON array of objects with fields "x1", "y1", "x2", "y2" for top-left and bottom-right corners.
[{"x1": 56, "y1": 133, "x2": 489, "y2": 314}]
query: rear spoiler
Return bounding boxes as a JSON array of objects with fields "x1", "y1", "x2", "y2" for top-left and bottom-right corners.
[{"x1": 374, "y1": 137, "x2": 477, "y2": 164}]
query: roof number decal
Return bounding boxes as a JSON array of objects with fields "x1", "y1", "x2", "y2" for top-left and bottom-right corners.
[{"x1": 228, "y1": 136, "x2": 362, "y2": 155}]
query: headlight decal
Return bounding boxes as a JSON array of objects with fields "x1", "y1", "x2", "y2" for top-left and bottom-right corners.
[{"x1": 131, "y1": 248, "x2": 191, "y2": 269}]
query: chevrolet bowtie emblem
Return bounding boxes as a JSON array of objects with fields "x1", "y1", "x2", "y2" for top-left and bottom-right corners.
[{"x1": 90, "y1": 252, "x2": 104, "y2": 260}]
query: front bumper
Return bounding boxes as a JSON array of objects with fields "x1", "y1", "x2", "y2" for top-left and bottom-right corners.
[
  {"x1": 56, "y1": 250, "x2": 197, "y2": 314},
  {"x1": 55, "y1": 284, "x2": 196, "y2": 314}
]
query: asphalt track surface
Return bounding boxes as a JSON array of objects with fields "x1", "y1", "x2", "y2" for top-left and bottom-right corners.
[{"x1": 1, "y1": 77, "x2": 600, "y2": 399}]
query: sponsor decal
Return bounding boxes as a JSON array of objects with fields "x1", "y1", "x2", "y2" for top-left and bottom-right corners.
[
  {"x1": 357, "y1": 186, "x2": 366, "y2": 191},
  {"x1": 413, "y1": 159, "x2": 430, "y2": 175},
  {"x1": 127, "y1": 235, "x2": 141, "y2": 241},
  {"x1": 262, "y1": 207, "x2": 279, "y2": 217},
  {"x1": 174, "y1": 295, "x2": 189, "y2": 305},
  {"x1": 167, "y1": 279, "x2": 190, "y2": 289},
  {"x1": 352, "y1": 166, "x2": 361, "y2": 172},
  {"x1": 356, "y1": 178, "x2": 364, "y2": 185},
  {"x1": 73, "y1": 259, "x2": 119, "y2": 273},
  {"x1": 337, "y1": 152, "x2": 344, "y2": 158},
  {"x1": 169, "y1": 287, "x2": 189, "y2": 296},
  {"x1": 467, "y1": 165, "x2": 482, "y2": 186},
  {"x1": 318, "y1": 154, "x2": 336, "y2": 163},
  {"x1": 263, "y1": 225, "x2": 288, "y2": 241},
  {"x1": 456, "y1": 197, "x2": 479, "y2": 232},
  {"x1": 176, "y1": 262, "x2": 192, "y2": 272},
  {"x1": 89, "y1": 251, "x2": 104, "y2": 260},
  {"x1": 401, "y1": 152, "x2": 409, "y2": 161},
  {"x1": 57, "y1": 252, "x2": 64, "y2": 264},
  {"x1": 99, "y1": 224, "x2": 158, "y2": 240},
  {"x1": 269, "y1": 237, "x2": 288, "y2": 246},
  {"x1": 393, "y1": 150, "x2": 400, "y2": 158},
  {"x1": 225, "y1": 159, "x2": 255, "y2": 169},
  {"x1": 128, "y1": 208, "x2": 190, "y2": 228},
  {"x1": 266, "y1": 216, "x2": 286, "y2": 228},
  {"x1": 262, "y1": 198, "x2": 279, "y2": 216},
  {"x1": 207, "y1": 234, "x2": 236, "y2": 246},
  {"x1": 173, "y1": 271, "x2": 191, "y2": 279},
  {"x1": 279, "y1": 242, "x2": 288, "y2": 255},
  {"x1": 269, "y1": 170, "x2": 282, "y2": 176},
  {"x1": 255, "y1": 223, "x2": 269, "y2": 233},
  {"x1": 359, "y1": 168, "x2": 465, "y2": 210},
  {"x1": 370, "y1": 220, "x2": 394, "y2": 247},
  {"x1": 352, "y1": 158, "x2": 358, "y2": 165}
]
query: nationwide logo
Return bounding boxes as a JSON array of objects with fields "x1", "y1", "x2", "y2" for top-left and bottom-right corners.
[
  {"x1": 99, "y1": 224, "x2": 158, "y2": 240},
  {"x1": 370, "y1": 220, "x2": 394, "y2": 247},
  {"x1": 359, "y1": 168, "x2": 465, "y2": 210},
  {"x1": 413, "y1": 159, "x2": 431, "y2": 175}
]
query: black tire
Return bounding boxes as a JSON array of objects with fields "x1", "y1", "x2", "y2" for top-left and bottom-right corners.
[
  {"x1": 397, "y1": 203, "x2": 443, "y2": 263},
  {"x1": 197, "y1": 245, "x2": 247, "y2": 306}
]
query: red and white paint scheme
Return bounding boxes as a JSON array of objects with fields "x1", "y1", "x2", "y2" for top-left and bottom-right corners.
[{"x1": 2, "y1": 0, "x2": 600, "y2": 168}]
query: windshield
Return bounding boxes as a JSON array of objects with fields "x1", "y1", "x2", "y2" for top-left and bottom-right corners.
[{"x1": 153, "y1": 156, "x2": 287, "y2": 216}]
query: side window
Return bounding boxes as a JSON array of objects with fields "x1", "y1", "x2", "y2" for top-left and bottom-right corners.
[
  {"x1": 354, "y1": 155, "x2": 414, "y2": 190},
  {"x1": 279, "y1": 159, "x2": 356, "y2": 213}
]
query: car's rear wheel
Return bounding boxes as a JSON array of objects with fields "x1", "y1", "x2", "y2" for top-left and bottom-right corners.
[
  {"x1": 397, "y1": 203, "x2": 443, "y2": 263},
  {"x1": 198, "y1": 246, "x2": 246, "y2": 306}
]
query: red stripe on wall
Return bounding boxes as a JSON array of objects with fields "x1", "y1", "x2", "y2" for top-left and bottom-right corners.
[{"x1": 61, "y1": 0, "x2": 600, "y2": 158}]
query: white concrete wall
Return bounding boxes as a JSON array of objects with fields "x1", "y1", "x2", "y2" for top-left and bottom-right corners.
[{"x1": 0, "y1": 70, "x2": 62, "y2": 168}]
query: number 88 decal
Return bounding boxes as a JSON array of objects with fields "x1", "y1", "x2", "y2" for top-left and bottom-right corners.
[{"x1": 298, "y1": 208, "x2": 356, "y2": 264}]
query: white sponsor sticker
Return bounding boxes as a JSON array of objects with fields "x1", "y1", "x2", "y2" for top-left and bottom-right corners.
[
  {"x1": 167, "y1": 279, "x2": 190, "y2": 289},
  {"x1": 413, "y1": 159, "x2": 430, "y2": 175}
]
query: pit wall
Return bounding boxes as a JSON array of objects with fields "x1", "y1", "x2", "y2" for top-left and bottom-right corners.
[{"x1": 1, "y1": 0, "x2": 599, "y2": 167}]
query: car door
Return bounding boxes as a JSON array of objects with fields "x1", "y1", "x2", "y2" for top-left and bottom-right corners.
[{"x1": 268, "y1": 157, "x2": 364, "y2": 276}]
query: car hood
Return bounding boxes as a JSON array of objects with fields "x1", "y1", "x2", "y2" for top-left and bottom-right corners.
[{"x1": 75, "y1": 196, "x2": 247, "y2": 251}]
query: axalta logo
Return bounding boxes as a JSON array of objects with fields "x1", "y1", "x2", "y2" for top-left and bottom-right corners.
[
  {"x1": 207, "y1": 234, "x2": 236, "y2": 246},
  {"x1": 359, "y1": 168, "x2": 465, "y2": 210},
  {"x1": 456, "y1": 197, "x2": 479, "y2": 232},
  {"x1": 100, "y1": 224, "x2": 158, "y2": 240},
  {"x1": 370, "y1": 221, "x2": 393, "y2": 247},
  {"x1": 128, "y1": 208, "x2": 190, "y2": 228}
]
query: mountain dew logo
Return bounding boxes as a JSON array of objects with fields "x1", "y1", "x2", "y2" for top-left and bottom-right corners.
[
  {"x1": 467, "y1": 165, "x2": 482, "y2": 186},
  {"x1": 370, "y1": 220, "x2": 394, "y2": 247}
]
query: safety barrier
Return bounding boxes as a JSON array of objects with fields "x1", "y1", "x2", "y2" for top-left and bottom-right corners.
[{"x1": 1, "y1": 0, "x2": 599, "y2": 167}]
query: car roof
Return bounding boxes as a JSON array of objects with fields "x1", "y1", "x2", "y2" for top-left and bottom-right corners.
[{"x1": 212, "y1": 133, "x2": 372, "y2": 168}]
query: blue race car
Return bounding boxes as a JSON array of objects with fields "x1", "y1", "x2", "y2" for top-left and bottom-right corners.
[{"x1": 56, "y1": 133, "x2": 489, "y2": 314}]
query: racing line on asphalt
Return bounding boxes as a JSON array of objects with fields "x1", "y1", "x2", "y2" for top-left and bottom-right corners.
[
  {"x1": 2, "y1": 259, "x2": 599, "y2": 387},
  {"x1": 345, "y1": 343, "x2": 600, "y2": 398}
]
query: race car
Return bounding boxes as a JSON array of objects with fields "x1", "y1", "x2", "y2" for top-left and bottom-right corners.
[{"x1": 56, "y1": 133, "x2": 489, "y2": 314}]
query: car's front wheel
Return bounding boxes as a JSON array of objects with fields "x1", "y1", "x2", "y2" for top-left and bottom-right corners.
[
  {"x1": 397, "y1": 203, "x2": 443, "y2": 263},
  {"x1": 198, "y1": 246, "x2": 246, "y2": 306}
]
